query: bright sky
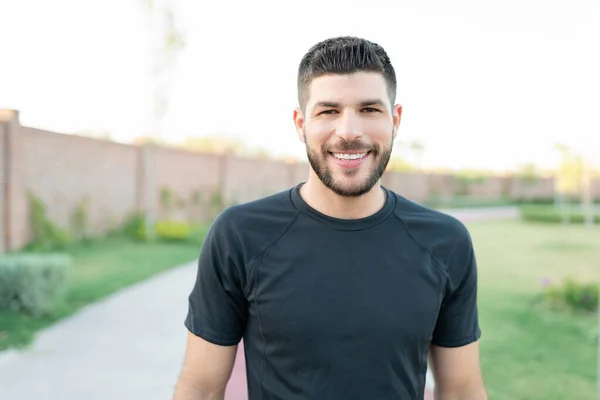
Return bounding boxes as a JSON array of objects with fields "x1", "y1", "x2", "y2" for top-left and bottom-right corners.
[{"x1": 1, "y1": 0, "x2": 598, "y2": 171}]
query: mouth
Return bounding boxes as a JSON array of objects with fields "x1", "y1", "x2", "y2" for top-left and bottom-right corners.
[
  {"x1": 328, "y1": 151, "x2": 371, "y2": 168},
  {"x1": 330, "y1": 152, "x2": 370, "y2": 160}
]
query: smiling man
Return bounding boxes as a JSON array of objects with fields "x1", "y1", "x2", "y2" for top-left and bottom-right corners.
[{"x1": 173, "y1": 36, "x2": 487, "y2": 400}]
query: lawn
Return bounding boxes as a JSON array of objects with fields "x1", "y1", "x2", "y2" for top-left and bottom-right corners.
[
  {"x1": 466, "y1": 219, "x2": 599, "y2": 400},
  {"x1": 0, "y1": 228, "x2": 207, "y2": 352}
]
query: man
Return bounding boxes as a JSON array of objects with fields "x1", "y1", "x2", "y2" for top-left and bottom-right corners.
[{"x1": 173, "y1": 36, "x2": 487, "y2": 400}]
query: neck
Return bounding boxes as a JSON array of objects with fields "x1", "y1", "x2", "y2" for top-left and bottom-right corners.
[{"x1": 299, "y1": 173, "x2": 387, "y2": 220}]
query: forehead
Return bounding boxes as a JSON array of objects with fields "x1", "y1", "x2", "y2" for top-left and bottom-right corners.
[{"x1": 306, "y1": 72, "x2": 390, "y2": 109}]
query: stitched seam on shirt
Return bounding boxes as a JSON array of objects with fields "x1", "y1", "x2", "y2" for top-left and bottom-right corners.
[
  {"x1": 243, "y1": 211, "x2": 300, "y2": 295},
  {"x1": 392, "y1": 211, "x2": 446, "y2": 400},
  {"x1": 392, "y1": 211, "x2": 446, "y2": 281},
  {"x1": 245, "y1": 211, "x2": 300, "y2": 399}
]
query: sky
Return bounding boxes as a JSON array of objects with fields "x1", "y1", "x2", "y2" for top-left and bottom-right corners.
[{"x1": 0, "y1": 0, "x2": 598, "y2": 172}]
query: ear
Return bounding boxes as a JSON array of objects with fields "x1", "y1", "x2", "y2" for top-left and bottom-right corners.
[
  {"x1": 293, "y1": 107, "x2": 306, "y2": 143},
  {"x1": 392, "y1": 104, "x2": 402, "y2": 140}
]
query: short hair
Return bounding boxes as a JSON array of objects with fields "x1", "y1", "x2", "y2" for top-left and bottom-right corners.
[{"x1": 297, "y1": 36, "x2": 397, "y2": 112}]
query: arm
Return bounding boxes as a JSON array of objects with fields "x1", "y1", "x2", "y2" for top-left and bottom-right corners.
[
  {"x1": 173, "y1": 332, "x2": 238, "y2": 400},
  {"x1": 428, "y1": 341, "x2": 487, "y2": 400},
  {"x1": 430, "y1": 219, "x2": 486, "y2": 399},
  {"x1": 174, "y1": 210, "x2": 248, "y2": 399}
]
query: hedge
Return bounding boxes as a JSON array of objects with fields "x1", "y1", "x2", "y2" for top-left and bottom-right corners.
[
  {"x1": 520, "y1": 205, "x2": 600, "y2": 224},
  {"x1": 0, "y1": 253, "x2": 71, "y2": 315}
]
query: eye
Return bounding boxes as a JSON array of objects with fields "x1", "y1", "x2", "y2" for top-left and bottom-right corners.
[
  {"x1": 320, "y1": 109, "x2": 338, "y2": 115},
  {"x1": 362, "y1": 107, "x2": 379, "y2": 113}
]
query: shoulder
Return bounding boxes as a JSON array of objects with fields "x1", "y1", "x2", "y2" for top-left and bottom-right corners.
[
  {"x1": 388, "y1": 190, "x2": 474, "y2": 272},
  {"x1": 215, "y1": 188, "x2": 298, "y2": 232},
  {"x1": 205, "y1": 188, "x2": 300, "y2": 263},
  {"x1": 388, "y1": 191, "x2": 476, "y2": 294},
  {"x1": 390, "y1": 190, "x2": 471, "y2": 249}
]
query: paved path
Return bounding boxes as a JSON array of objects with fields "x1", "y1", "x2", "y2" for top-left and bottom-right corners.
[
  {"x1": 0, "y1": 206, "x2": 516, "y2": 399},
  {"x1": 0, "y1": 261, "x2": 196, "y2": 400}
]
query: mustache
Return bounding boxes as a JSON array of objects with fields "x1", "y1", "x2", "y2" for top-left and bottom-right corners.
[{"x1": 323, "y1": 141, "x2": 377, "y2": 153}]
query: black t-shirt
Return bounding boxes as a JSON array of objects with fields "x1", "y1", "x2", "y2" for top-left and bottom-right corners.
[{"x1": 185, "y1": 183, "x2": 481, "y2": 400}]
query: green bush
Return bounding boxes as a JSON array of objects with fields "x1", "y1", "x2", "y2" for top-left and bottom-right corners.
[
  {"x1": 120, "y1": 212, "x2": 147, "y2": 241},
  {"x1": 425, "y1": 195, "x2": 514, "y2": 209},
  {"x1": 521, "y1": 205, "x2": 600, "y2": 224},
  {"x1": 155, "y1": 220, "x2": 191, "y2": 242},
  {"x1": 539, "y1": 277, "x2": 598, "y2": 312},
  {"x1": 116, "y1": 212, "x2": 194, "y2": 242},
  {"x1": 0, "y1": 253, "x2": 71, "y2": 316},
  {"x1": 27, "y1": 193, "x2": 71, "y2": 251}
]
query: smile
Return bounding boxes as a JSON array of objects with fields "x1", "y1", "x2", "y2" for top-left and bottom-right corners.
[
  {"x1": 331, "y1": 152, "x2": 369, "y2": 160},
  {"x1": 327, "y1": 151, "x2": 371, "y2": 168}
]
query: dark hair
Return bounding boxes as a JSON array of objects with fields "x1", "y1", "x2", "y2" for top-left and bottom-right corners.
[{"x1": 297, "y1": 36, "x2": 397, "y2": 111}]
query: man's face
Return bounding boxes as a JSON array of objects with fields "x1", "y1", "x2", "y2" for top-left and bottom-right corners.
[{"x1": 294, "y1": 72, "x2": 402, "y2": 197}]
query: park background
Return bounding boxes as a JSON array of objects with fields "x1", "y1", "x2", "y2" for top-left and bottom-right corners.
[{"x1": 1, "y1": 0, "x2": 599, "y2": 399}]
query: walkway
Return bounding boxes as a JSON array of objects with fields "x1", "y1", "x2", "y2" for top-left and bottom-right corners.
[{"x1": 0, "y1": 206, "x2": 516, "y2": 399}]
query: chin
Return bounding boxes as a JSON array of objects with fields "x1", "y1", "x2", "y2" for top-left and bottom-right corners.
[
  {"x1": 306, "y1": 145, "x2": 389, "y2": 198},
  {"x1": 326, "y1": 176, "x2": 379, "y2": 198}
]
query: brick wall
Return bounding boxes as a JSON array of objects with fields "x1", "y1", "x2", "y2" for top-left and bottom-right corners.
[
  {"x1": 1, "y1": 110, "x2": 28, "y2": 252},
  {"x1": 0, "y1": 118, "x2": 6, "y2": 253},
  {"x1": 21, "y1": 126, "x2": 140, "y2": 239},
  {"x1": 222, "y1": 156, "x2": 299, "y2": 204},
  {"x1": 153, "y1": 146, "x2": 223, "y2": 221},
  {"x1": 1, "y1": 109, "x2": 597, "y2": 253},
  {"x1": 382, "y1": 171, "x2": 431, "y2": 202}
]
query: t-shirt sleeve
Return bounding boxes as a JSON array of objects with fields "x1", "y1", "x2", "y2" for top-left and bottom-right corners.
[
  {"x1": 431, "y1": 223, "x2": 481, "y2": 348},
  {"x1": 184, "y1": 211, "x2": 248, "y2": 346}
]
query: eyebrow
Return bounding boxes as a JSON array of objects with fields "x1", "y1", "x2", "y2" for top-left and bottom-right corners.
[{"x1": 313, "y1": 99, "x2": 388, "y2": 109}]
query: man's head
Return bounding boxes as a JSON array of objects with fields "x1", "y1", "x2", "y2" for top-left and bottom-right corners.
[{"x1": 293, "y1": 36, "x2": 402, "y2": 198}]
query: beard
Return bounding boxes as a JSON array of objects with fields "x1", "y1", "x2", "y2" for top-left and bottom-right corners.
[{"x1": 304, "y1": 130, "x2": 393, "y2": 197}]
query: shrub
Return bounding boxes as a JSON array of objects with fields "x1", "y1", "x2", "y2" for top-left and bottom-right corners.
[
  {"x1": 0, "y1": 253, "x2": 71, "y2": 316},
  {"x1": 520, "y1": 205, "x2": 600, "y2": 224},
  {"x1": 27, "y1": 192, "x2": 71, "y2": 251},
  {"x1": 539, "y1": 276, "x2": 598, "y2": 313},
  {"x1": 425, "y1": 195, "x2": 514, "y2": 209},
  {"x1": 116, "y1": 212, "x2": 194, "y2": 242},
  {"x1": 70, "y1": 198, "x2": 91, "y2": 242},
  {"x1": 120, "y1": 212, "x2": 147, "y2": 241},
  {"x1": 155, "y1": 220, "x2": 191, "y2": 242}
]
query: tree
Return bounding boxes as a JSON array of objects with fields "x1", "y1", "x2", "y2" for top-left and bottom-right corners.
[
  {"x1": 393, "y1": 139, "x2": 425, "y2": 171},
  {"x1": 554, "y1": 143, "x2": 583, "y2": 197},
  {"x1": 140, "y1": 0, "x2": 186, "y2": 240},
  {"x1": 182, "y1": 135, "x2": 247, "y2": 154},
  {"x1": 141, "y1": 0, "x2": 186, "y2": 140},
  {"x1": 387, "y1": 157, "x2": 415, "y2": 172},
  {"x1": 580, "y1": 155, "x2": 595, "y2": 229},
  {"x1": 516, "y1": 163, "x2": 541, "y2": 186},
  {"x1": 408, "y1": 140, "x2": 425, "y2": 171},
  {"x1": 552, "y1": 143, "x2": 595, "y2": 228}
]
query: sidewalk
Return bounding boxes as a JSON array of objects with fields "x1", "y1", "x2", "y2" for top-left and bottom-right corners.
[{"x1": 0, "y1": 261, "x2": 196, "y2": 400}]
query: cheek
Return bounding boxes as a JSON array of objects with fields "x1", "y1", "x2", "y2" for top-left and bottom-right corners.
[
  {"x1": 369, "y1": 119, "x2": 393, "y2": 134},
  {"x1": 304, "y1": 123, "x2": 332, "y2": 143},
  {"x1": 369, "y1": 121, "x2": 394, "y2": 144}
]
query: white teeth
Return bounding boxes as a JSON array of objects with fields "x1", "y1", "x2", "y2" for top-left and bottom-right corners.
[{"x1": 333, "y1": 152, "x2": 367, "y2": 160}]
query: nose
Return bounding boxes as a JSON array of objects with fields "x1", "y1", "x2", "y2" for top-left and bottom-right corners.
[{"x1": 334, "y1": 110, "x2": 364, "y2": 141}]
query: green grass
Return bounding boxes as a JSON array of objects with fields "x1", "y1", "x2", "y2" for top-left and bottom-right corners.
[
  {"x1": 466, "y1": 219, "x2": 599, "y2": 400},
  {"x1": 0, "y1": 227, "x2": 208, "y2": 352}
]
